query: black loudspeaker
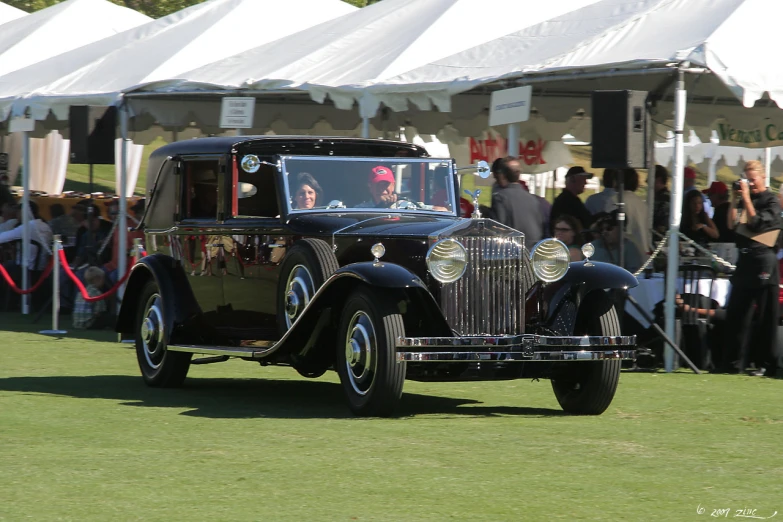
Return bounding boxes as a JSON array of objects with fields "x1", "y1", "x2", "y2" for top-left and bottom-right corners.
[
  {"x1": 69, "y1": 106, "x2": 116, "y2": 165},
  {"x1": 591, "y1": 90, "x2": 648, "y2": 169}
]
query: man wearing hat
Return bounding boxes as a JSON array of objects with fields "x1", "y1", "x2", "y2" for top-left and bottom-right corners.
[
  {"x1": 550, "y1": 166, "x2": 594, "y2": 233},
  {"x1": 703, "y1": 181, "x2": 734, "y2": 243},
  {"x1": 356, "y1": 166, "x2": 398, "y2": 208}
]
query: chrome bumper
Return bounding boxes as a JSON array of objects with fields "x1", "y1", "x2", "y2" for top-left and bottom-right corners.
[{"x1": 396, "y1": 335, "x2": 636, "y2": 362}]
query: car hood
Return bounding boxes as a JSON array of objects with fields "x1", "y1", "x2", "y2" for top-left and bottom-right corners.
[{"x1": 286, "y1": 213, "x2": 462, "y2": 239}]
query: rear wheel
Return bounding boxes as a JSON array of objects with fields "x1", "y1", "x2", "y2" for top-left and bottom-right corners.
[
  {"x1": 135, "y1": 281, "x2": 192, "y2": 387},
  {"x1": 336, "y1": 288, "x2": 406, "y2": 416},
  {"x1": 551, "y1": 291, "x2": 622, "y2": 415}
]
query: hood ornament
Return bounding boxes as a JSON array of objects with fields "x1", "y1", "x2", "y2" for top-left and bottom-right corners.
[{"x1": 464, "y1": 189, "x2": 482, "y2": 219}]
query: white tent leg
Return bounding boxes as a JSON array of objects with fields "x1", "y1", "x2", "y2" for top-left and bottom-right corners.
[
  {"x1": 708, "y1": 157, "x2": 717, "y2": 185},
  {"x1": 118, "y1": 101, "x2": 129, "y2": 308},
  {"x1": 21, "y1": 130, "x2": 30, "y2": 315},
  {"x1": 765, "y1": 146, "x2": 771, "y2": 187},
  {"x1": 646, "y1": 118, "x2": 656, "y2": 236},
  {"x1": 664, "y1": 69, "x2": 686, "y2": 372},
  {"x1": 361, "y1": 117, "x2": 370, "y2": 139},
  {"x1": 507, "y1": 124, "x2": 520, "y2": 156}
]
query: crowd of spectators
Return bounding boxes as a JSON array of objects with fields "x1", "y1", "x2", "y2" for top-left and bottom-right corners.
[{"x1": 0, "y1": 184, "x2": 144, "y2": 329}]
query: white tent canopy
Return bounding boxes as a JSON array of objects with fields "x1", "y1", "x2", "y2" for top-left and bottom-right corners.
[
  {"x1": 0, "y1": 0, "x2": 150, "y2": 77},
  {"x1": 0, "y1": 0, "x2": 356, "y2": 123},
  {"x1": 131, "y1": 0, "x2": 599, "y2": 117},
  {"x1": 0, "y1": 2, "x2": 26, "y2": 25}
]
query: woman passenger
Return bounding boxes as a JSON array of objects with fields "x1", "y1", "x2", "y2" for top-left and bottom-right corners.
[{"x1": 293, "y1": 172, "x2": 323, "y2": 210}]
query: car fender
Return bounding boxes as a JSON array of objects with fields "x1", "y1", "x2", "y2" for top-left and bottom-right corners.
[
  {"x1": 543, "y1": 261, "x2": 638, "y2": 333},
  {"x1": 275, "y1": 261, "x2": 452, "y2": 361},
  {"x1": 115, "y1": 255, "x2": 201, "y2": 342}
]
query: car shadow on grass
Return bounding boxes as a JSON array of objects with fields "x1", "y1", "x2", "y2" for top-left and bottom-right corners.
[{"x1": 0, "y1": 374, "x2": 568, "y2": 419}]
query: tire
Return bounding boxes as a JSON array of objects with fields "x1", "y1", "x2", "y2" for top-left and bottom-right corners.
[
  {"x1": 550, "y1": 291, "x2": 622, "y2": 415},
  {"x1": 335, "y1": 287, "x2": 406, "y2": 416},
  {"x1": 134, "y1": 280, "x2": 192, "y2": 387},
  {"x1": 277, "y1": 239, "x2": 339, "y2": 335}
]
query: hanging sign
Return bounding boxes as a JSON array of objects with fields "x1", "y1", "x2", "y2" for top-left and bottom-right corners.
[
  {"x1": 219, "y1": 97, "x2": 256, "y2": 129},
  {"x1": 715, "y1": 118, "x2": 783, "y2": 148},
  {"x1": 449, "y1": 130, "x2": 574, "y2": 175},
  {"x1": 489, "y1": 86, "x2": 532, "y2": 126}
]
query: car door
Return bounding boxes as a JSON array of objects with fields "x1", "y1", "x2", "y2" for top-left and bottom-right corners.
[
  {"x1": 175, "y1": 156, "x2": 225, "y2": 330},
  {"x1": 220, "y1": 158, "x2": 290, "y2": 341}
]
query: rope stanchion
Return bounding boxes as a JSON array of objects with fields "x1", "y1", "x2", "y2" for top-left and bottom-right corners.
[
  {"x1": 59, "y1": 250, "x2": 136, "y2": 302},
  {"x1": 40, "y1": 235, "x2": 67, "y2": 336},
  {"x1": 633, "y1": 230, "x2": 672, "y2": 277},
  {"x1": 0, "y1": 256, "x2": 53, "y2": 295}
]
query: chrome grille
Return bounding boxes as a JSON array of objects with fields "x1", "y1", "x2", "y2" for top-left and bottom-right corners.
[{"x1": 439, "y1": 235, "x2": 527, "y2": 336}]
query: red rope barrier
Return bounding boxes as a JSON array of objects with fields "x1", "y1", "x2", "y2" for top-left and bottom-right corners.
[
  {"x1": 0, "y1": 257, "x2": 54, "y2": 295},
  {"x1": 59, "y1": 250, "x2": 137, "y2": 302}
]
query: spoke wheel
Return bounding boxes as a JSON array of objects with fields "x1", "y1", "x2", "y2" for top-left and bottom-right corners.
[
  {"x1": 551, "y1": 291, "x2": 622, "y2": 415},
  {"x1": 134, "y1": 281, "x2": 191, "y2": 387},
  {"x1": 336, "y1": 288, "x2": 406, "y2": 417}
]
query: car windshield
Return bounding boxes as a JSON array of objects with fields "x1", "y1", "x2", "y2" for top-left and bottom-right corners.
[{"x1": 282, "y1": 156, "x2": 456, "y2": 214}]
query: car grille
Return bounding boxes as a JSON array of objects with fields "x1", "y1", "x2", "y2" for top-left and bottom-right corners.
[{"x1": 439, "y1": 234, "x2": 528, "y2": 336}]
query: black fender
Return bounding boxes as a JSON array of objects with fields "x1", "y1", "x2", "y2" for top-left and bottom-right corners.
[
  {"x1": 115, "y1": 255, "x2": 201, "y2": 342},
  {"x1": 274, "y1": 261, "x2": 452, "y2": 364},
  {"x1": 543, "y1": 261, "x2": 638, "y2": 334}
]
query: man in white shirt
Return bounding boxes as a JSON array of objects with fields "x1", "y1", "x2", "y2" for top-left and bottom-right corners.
[
  {"x1": 585, "y1": 168, "x2": 618, "y2": 215},
  {"x1": 0, "y1": 201, "x2": 18, "y2": 232},
  {"x1": 0, "y1": 201, "x2": 53, "y2": 271}
]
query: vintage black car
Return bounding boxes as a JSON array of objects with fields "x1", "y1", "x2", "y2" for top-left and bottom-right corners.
[{"x1": 117, "y1": 136, "x2": 637, "y2": 416}]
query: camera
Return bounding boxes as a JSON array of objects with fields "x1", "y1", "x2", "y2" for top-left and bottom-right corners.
[{"x1": 732, "y1": 179, "x2": 747, "y2": 191}]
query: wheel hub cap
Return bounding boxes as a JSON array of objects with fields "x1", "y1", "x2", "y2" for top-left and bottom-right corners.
[
  {"x1": 284, "y1": 265, "x2": 315, "y2": 329},
  {"x1": 343, "y1": 311, "x2": 377, "y2": 396}
]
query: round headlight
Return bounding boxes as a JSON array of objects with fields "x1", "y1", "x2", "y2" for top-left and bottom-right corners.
[
  {"x1": 530, "y1": 238, "x2": 570, "y2": 283},
  {"x1": 426, "y1": 239, "x2": 467, "y2": 283}
]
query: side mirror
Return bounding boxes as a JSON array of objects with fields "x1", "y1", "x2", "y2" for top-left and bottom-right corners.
[{"x1": 476, "y1": 160, "x2": 491, "y2": 178}]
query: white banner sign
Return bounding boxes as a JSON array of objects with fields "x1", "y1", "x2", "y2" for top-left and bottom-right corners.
[
  {"x1": 489, "y1": 86, "x2": 532, "y2": 127},
  {"x1": 8, "y1": 117, "x2": 34, "y2": 133},
  {"x1": 220, "y1": 97, "x2": 256, "y2": 129},
  {"x1": 449, "y1": 130, "x2": 573, "y2": 175}
]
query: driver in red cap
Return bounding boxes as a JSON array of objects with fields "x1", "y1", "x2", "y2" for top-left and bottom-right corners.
[{"x1": 355, "y1": 166, "x2": 398, "y2": 208}]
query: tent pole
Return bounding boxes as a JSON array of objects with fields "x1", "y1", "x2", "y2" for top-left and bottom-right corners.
[
  {"x1": 507, "y1": 124, "x2": 520, "y2": 156},
  {"x1": 664, "y1": 68, "x2": 686, "y2": 372},
  {"x1": 118, "y1": 99, "x2": 129, "y2": 308},
  {"x1": 646, "y1": 108, "x2": 656, "y2": 241},
  {"x1": 765, "y1": 146, "x2": 771, "y2": 188},
  {"x1": 361, "y1": 117, "x2": 370, "y2": 139},
  {"x1": 21, "y1": 129, "x2": 30, "y2": 315}
]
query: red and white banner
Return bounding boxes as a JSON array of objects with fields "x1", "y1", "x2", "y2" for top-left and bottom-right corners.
[{"x1": 450, "y1": 130, "x2": 573, "y2": 175}]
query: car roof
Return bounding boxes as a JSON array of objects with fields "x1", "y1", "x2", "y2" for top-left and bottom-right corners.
[{"x1": 148, "y1": 135, "x2": 430, "y2": 161}]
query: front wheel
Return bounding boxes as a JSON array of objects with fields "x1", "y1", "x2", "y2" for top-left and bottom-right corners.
[
  {"x1": 550, "y1": 291, "x2": 622, "y2": 415},
  {"x1": 335, "y1": 288, "x2": 406, "y2": 416},
  {"x1": 134, "y1": 281, "x2": 192, "y2": 387}
]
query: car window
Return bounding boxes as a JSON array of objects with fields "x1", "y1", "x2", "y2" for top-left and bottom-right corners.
[
  {"x1": 282, "y1": 157, "x2": 455, "y2": 213},
  {"x1": 234, "y1": 163, "x2": 279, "y2": 218},
  {"x1": 181, "y1": 160, "x2": 220, "y2": 220}
]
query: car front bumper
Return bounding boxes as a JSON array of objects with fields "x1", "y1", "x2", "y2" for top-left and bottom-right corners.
[{"x1": 396, "y1": 335, "x2": 636, "y2": 362}]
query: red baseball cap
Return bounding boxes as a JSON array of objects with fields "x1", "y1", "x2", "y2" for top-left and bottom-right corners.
[
  {"x1": 702, "y1": 181, "x2": 728, "y2": 195},
  {"x1": 368, "y1": 166, "x2": 395, "y2": 184},
  {"x1": 684, "y1": 167, "x2": 697, "y2": 179}
]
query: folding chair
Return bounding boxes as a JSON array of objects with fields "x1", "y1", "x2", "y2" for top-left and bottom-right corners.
[{"x1": 676, "y1": 264, "x2": 719, "y2": 370}]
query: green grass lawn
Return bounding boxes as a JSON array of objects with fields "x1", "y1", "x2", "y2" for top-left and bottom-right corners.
[{"x1": 1, "y1": 312, "x2": 781, "y2": 520}]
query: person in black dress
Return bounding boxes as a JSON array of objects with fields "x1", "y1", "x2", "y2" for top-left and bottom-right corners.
[{"x1": 681, "y1": 189, "x2": 719, "y2": 246}]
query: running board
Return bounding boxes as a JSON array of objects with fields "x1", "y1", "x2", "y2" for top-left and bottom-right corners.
[
  {"x1": 191, "y1": 355, "x2": 230, "y2": 365},
  {"x1": 167, "y1": 344, "x2": 271, "y2": 359}
]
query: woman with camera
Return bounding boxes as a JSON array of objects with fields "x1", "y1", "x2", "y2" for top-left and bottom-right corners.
[{"x1": 719, "y1": 160, "x2": 783, "y2": 376}]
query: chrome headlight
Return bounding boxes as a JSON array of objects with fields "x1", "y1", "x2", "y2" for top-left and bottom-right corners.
[
  {"x1": 426, "y1": 238, "x2": 467, "y2": 283},
  {"x1": 530, "y1": 238, "x2": 570, "y2": 283}
]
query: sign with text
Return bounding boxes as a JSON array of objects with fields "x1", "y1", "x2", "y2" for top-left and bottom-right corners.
[
  {"x1": 715, "y1": 118, "x2": 783, "y2": 148},
  {"x1": 489, "y1": 86, "x2": 532, "y2": 126},
  {"x1": 220, "y1": 97, "x2": 256, "y2": 129}
]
